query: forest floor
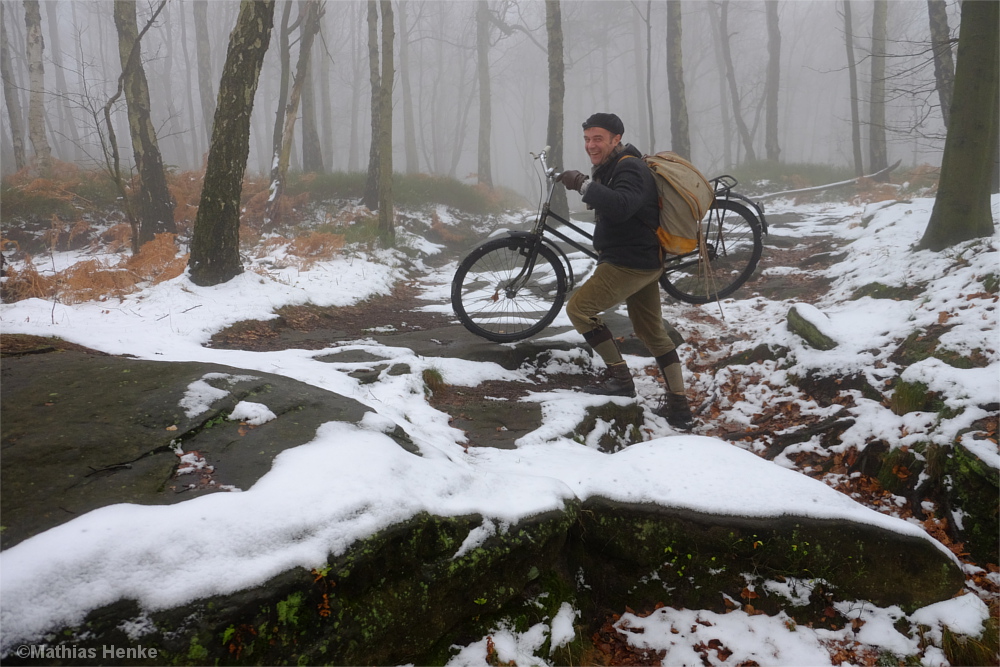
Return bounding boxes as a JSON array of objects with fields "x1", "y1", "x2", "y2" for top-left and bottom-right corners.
[{"x1": 2, "y1": 188, "x2": 998, "y2": 665}]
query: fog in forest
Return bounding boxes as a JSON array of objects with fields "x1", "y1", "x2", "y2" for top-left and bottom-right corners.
[{"x1": 0, "y1": 0, "x2": 956, "y2": 199}]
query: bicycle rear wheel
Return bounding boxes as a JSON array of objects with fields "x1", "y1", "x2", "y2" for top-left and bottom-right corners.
[
  {"x1": 451, "y1": 236, "x2": 568, "y2": 343},
  {"x1": 660, "y1": 199, "x2": 763, "y2": 304}
]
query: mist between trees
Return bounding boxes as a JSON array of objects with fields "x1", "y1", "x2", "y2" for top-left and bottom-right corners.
[{"x1": 1, "y1": 0, "x2": 961, "y2": 200}]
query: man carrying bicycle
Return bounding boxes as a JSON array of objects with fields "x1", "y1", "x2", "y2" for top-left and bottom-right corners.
[{"x1": 556, "y1": 112, "x2": 694, "y2": 429}]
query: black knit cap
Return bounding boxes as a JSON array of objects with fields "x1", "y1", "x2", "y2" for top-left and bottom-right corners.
[{"x1": 582, "y1": 112, "x2": 625, "y2": 137}]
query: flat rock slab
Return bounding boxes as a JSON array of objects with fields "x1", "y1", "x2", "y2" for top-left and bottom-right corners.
[{"x1": 0, "y1": 340, "x2": 395, "y2": 550}]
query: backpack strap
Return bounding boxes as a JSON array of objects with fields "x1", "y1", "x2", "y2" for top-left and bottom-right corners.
[{"x1": 616, "y1": 154, "x2": 666, "y2": 265}]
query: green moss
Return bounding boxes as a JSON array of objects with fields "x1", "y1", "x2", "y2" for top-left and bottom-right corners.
[
  {"x1": 277, "y1": 592, "x2": 304, "y2": 626},
  {"x1": 890, "y1": 380, "x2": 931, "y2": 415},
  {"x1": 422, "y1": 368, "x2": 446, "y2": 395},
  {"x1": 186, "y1": 637, "x2": 208, "y2": 662},
  {"x1": 850, "y1": 282, "x2": 923, "y2": 301},
  {"x1": 947, "y1": 444, "x2": 1000, "y2": 563},
  {"x1": 876, "y1": 447, "x2": 923, "y2": 495}
]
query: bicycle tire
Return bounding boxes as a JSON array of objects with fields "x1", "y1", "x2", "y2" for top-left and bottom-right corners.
[
  {"x1": 660, "y1": 198, "x2": 763, "y2": 304},
  {"x1": 451, "y1": 236, "x2": 568, "y2": 343}
]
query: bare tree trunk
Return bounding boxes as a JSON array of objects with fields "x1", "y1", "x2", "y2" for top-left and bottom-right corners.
[
  {"x1": 300, "y1": 4, "x2": 324, "y2": 172},
  {"x1": 869, "y1": 0, "x2": 889, "y2": 179},
  {"x1": 447, "y1": 67, "x2": 475, "y2": 178},
  {"x1": 193, "y1": 0, "x2": 215, "y2": 141},
  {"x1": 398, "y1": 0, "x2": 418, "y2": 174},
  {"x1": 631, "y1": 10, "x2": 648, "y2": 151},
  {"x1": 363, "y1": 0, "x2": 380, "y2": 208},
  {"x1": 113, "y1": 0, "x2": 175, "y2": 249},
  {"x1": 267, "y1": 0, "x2": 322, "y2": 225},
  {"x1": 269, "y1": 0, "x2": 293, "y2": 190},
  {"x1": 0, "y1": 3, "x2": 26, "y2": 170},
  {"x1": 706, "y1": 2, "x2": 732, "y2": 169},
  {"x1": 764, "y1": 0, "x2": 780, "y2": 162},
  {"x1": 926, "y1": 0, "x2": 954, "y2": 129},
  {"x1": 843, "y1": 0, "x2": 864, "y2": 176},
  {"x1": 158, "y1": 5, "x2": 187, "y2": 171},
  {"x1": 23, "y1": 0, "x2": 50, "y2": 171},
  {"x1": 718, "y1": 1, "x2": 756, "y2": 163},
  {"x1": 918, "y1": 0, "x2": 997, "y2": 251},
  {"x1": 44, "y1": 0, "x2": 81, "y2": 161},
  {"x1": 476, "y1": 0, "x2": 492, "y2": 187},
  {"x1": 666, "y1": 0, "x2": 690, "y2": 159},
  {"x1": 348, "y1": 1, "x2": 362, "y2": 172},
  {"x1": 377, "y1": 0, "x2": 394, "y2": 247},
  {"x1": 546, "y1": 0, "x2": 567, "y2": 217},
  {"x1": 318, "y1": 28, "x2": 334, "y2": 171},
  {"x1": 189, "y1": 0, "x2": 275, "y2": 287},
  {"x1": 179, "y1": 9, "x2": 201, "y2": 166},
  {"x1": 636, "y1": 0, "x2": 656, "y2": 153}
]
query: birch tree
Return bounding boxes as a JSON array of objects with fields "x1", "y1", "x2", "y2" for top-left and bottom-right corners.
[
  {"x1": 189, "y1": 0, "x2": 276, "y2": 287},
  {"x1": 266, "y1": 0, "x2": 322, "y2": 226},
  {"x1": 193, "y1": 1, "x2": 215, "y2": 144},
  {"x1": 23, "y1": 0, "x2": 51, "y2": 171},
  {"x1": 926, "y1": 0, "x2": 954, "y2": 129},
  {"x1": 666, "y1": 0, "x2": 690, "y2": 159},
  {"x1": 113, "y1": 0, "x2": 175, "y2": 248},
  {"x1": 0, "y1": 3, "x2": 26, "y2": 170}
]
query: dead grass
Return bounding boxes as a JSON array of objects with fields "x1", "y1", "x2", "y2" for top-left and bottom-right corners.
[{"x1": 2, "y1": 234, "x2": 187, "y2": 304}]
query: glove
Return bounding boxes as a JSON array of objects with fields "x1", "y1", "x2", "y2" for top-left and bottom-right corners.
[{"x1": 557, "y1": 170, "x2": 588, "y2": 192}]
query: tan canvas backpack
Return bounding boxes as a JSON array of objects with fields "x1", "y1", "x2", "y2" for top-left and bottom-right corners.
[{"x1": 642, "y1": 152, "x2": 716, "y2": 255}]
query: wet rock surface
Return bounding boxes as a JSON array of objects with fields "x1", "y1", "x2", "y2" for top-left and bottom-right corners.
[{"x1": 0, "y1": 336, "x2": 392, "y2": 550}]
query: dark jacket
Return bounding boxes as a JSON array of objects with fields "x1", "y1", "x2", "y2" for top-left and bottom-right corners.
[{"x1": 581, "y1": 143, "x2": 661, "y2": 270}]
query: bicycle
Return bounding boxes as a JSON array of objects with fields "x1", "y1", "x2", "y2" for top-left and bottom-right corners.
[{"x1": 451, "y1": 146, "x2": 767, "y2": 343}]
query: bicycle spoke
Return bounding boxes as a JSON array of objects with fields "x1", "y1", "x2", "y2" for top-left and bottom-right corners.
[
  {"x1": 660, "y1": 199, "x2": 763, "y2": 304},
  {"x1": 452, "y1": 237, "x2": 567, "y2": 342}
]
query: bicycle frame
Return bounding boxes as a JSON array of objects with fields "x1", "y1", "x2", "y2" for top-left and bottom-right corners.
[{"x1": 508, "y1": 147, "x2": 767, "y2": 294}]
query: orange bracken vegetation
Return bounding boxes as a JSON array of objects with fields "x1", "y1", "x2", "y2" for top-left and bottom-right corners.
[{"x1": 2, "y1": 234, "x2": 187, "y2": 304}]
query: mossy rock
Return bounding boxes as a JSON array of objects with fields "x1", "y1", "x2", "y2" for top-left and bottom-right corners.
[
  {"x1": 850, "y1": 282, "x2": 924, "y2": 301},
  {"x1": 787, "y1": 305, "x2": 838, "y2": 351},
  {"x1": 23, "y1": 507, "x2": 578, "y2": 666},
  {"x1": 890, "y1": 379, "x2": 936, "y2": 416},
  {"x1": 568, "y1": 499, "x2": 964, "y2": 618},
  {"x1": 791, "y1": 371, "x2": 882, "y2": 407},
  {"x1": 713, "y1": 343, "x2": 789, "y2": 369},
  {"x1": 946, "y1": 443, "x2": 1000, "y2": 565},
  {"x1": 889, "y1": 325, "x2": 991, "y2": 370},
  {"x1": 571, "y1": 402, "x2": 645, "y2": 452},
  {"x1": 875, "y1": 446, "x2": 925, "y2": 496}
]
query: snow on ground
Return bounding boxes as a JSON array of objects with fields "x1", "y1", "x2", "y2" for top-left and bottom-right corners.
[{"x1": 1, "y1": 196, "x2": 997, "y2": 664}]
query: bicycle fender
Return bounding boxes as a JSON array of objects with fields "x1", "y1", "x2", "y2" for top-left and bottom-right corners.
[
  {"x1": 505, "y1": 231, "x2": 578, "y2": 291},
  {"x1": 720, "y1": 193, "x2": 768, "y2": 234}
]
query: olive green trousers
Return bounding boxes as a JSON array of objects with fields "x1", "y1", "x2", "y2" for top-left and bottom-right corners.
[{"x1": 566, "y1": 261, "x2": 679, "y2": 362}]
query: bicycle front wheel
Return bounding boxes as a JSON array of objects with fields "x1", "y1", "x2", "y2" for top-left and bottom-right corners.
[
  {"x1": 660, "y1": 199, "x2": 763, "y2": 304},
  {"x1": 451, "y1": 236, "x2": 568, "y2": 343}
]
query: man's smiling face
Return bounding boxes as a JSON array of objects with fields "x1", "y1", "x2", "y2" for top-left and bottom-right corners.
[{"x1": 584, "y1": 127, "x2": 621, "y2": 166}]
